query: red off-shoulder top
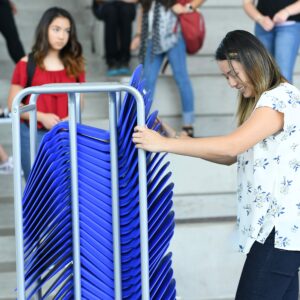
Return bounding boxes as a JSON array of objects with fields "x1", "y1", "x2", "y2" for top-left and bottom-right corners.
[{"x1": 11, "y1": 60, "x2": 86, "y2": 129}]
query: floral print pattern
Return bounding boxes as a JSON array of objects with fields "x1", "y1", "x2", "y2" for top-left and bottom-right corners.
[{"x1": 237, "y1": 83, "x2": 300, "y2": 254}]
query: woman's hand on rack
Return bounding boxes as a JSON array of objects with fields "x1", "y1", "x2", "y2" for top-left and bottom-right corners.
[{"x1": 133, "y1": 125, "x2": 168, "y2": 153}]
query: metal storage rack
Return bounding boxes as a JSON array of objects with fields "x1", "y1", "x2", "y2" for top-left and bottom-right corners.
[{"x1": 11, "y1": 82, "x2": 150, "y2": 300}]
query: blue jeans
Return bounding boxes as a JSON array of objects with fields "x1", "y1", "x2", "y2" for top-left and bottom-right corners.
[
  {"x1": 255, "y1": 22, "x2": 300, "y2": 83},
  {"x1": 143, "y1": 35, "x2": 194, "y2": 125},
  {"x1": 235, "y1": 229, "x2": 300, "y2": 300},
  {"x1": 20, "y1": 122, "x2": 47, "y2": 181}
]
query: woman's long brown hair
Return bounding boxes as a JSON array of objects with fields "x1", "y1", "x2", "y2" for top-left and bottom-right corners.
[
  {"x1": 215, "y1": 30, "x2": 285, "y2": 126},
  {"x1": 32, "y1": 7, "x2": 84, "y2": 78}
]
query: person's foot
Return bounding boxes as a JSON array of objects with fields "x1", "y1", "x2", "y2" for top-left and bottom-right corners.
[
  {"x1": 117, "y1": 63, "x2": 131, "y2": 75},
  {"x1": 106, "y1": 60, "x2": 120, "y2": 77},
  {"x1": 106, "y1": 67, "x2": 120, "y2": 77}
]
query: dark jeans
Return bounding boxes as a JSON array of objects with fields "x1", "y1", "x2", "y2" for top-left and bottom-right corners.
[
  {"x1": 0, "y1": 0, "x2": 25, "y2": 63},
  {"x1": 236, "y1": 229, "x2": 300, "y2": 300},
  {"x1": 93, "y1": 1, "x2": 136, "y2": 67}
]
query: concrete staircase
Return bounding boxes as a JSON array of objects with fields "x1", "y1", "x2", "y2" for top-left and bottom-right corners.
[{"x1": 1, "y1": 0, "x2": 299, "y2": 299}]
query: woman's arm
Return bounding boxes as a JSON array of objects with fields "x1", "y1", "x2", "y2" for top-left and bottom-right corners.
[
  {"x1": 7, "y1": 83, "x2": 23, "y2": 112},
  {"x1": 273, "y1": 0, "x2": 300, "y2": 23},
  {"x1": 133, "y1": 106, "x2": 283, "y2": 165},
  {"x1": 243, "y1": 0, "x2": 274, "y2": 31},
  {"x1": 190, "y1": 0, "x2": 205, "y2": 10},
  {"x1": 7, "y1": 83, "x2": 61, "y2": 130}
]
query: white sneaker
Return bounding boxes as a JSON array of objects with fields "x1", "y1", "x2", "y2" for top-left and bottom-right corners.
[{"x1": 0, "y1": 156, "x2": 14, "y2": 175}]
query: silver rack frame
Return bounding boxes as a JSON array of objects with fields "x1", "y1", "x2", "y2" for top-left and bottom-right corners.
[{"x1": 12, "y1": 82, "x2": 150, "y2": 300}]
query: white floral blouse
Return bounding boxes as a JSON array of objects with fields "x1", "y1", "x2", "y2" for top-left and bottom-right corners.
[{"x1": 237, "y1": 82, "x2": 300, "y2": 254}]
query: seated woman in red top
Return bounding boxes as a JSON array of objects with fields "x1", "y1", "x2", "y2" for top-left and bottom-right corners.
[{"x1": 7, "y1": 7, "x2": 86, "y2": 180}]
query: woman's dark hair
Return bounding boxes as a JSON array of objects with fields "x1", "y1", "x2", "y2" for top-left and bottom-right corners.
[
  {"x1": 140, "y1": 0, "x2": 175, "y2": 13},
  {"x1": 215, "y1": 30, "x2": 285, "y2": 125},
  {"x1": 32, "y1": 7, "x2": 84, "y2": 78}
]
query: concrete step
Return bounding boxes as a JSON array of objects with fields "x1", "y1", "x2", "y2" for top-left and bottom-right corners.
[
  {"x1": 168, "y1": 153, "x2": 236, "y2": 195},
  {"x1": 0, "y1": 101, "x2": 236, "y2": 143},
  {"x1": 0, "y1": 272, "x2": 16, "y2": 300},
  {"x1": 78, "y1": 0, "x2": 242, "y2": 7},
  {"x1": 0, "y1": 122, "x2": 12, "y2": 149},
  {"x1": 0, "y1": 202, "x2": 240, "y2": 300},
  {"x1": 4, "y1": 67, "x2": 300, "y2": 122},
  {"x1": 72, "y1": 54, "x2": 300, "y2": 79},
  {"x1": 0, "y1": 202, "x2": 14, "y2": 236},
  {"x1": 14, "y1": 0, "x2": 81, "y2": 9},
  {"x1": 3, "y1": 48, "x2": 300, "y2": 86},
  {"x1": 0, "y1": 236, "x2": 15, "y2": 272},
  {"x1": 2, "y1": 55, "x2": 300, "y2": 107},
  {"x1": 171, "y1": 221, "x2": 244, "y2": 300},
  {"x1": 0, "y1": 193, "x2": 236, "y2": 237},
  {"x1": 199, "y1": 6, "x2": 252, "y2": 55},
  {"x1": 2, "y1": 42, "x2": 300, "y2": 108},
  {"x1": 0, "y1": 139, "x2": 236, "y2": 199},
  {"x1": 0, "y1": 173, "x2": 15, "y2": 199},
  {"x1": 203, "y1": 0, "x2": 240, "y2": 7},
  {"x1": 0, "y1": 193, "x2": 236, "y2": 229},
  {"x1": 84, "y1": 114, "x2": 236, "y2": 140},
  {"x1": 70, "y1": 74, "x2": 238, "y2": 120},
  {"x1": 174, "y1": 193, "x2": 236, "y2": 221},
  {"x1": 0, "y1": 223, "x2": 242, "y2": 300}
]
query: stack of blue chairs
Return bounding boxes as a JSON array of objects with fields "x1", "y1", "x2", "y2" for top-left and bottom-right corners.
[{"x1": 21, "y1": 65, "x2": 176, "y2": 299}]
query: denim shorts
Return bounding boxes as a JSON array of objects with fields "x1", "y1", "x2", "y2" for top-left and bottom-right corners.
[{"x1": 235, "y1": 229, "x2": 300, "y2": 300}]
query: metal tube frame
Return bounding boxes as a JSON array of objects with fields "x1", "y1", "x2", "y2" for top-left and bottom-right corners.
[
  {"x1": 12, "y1": 83, "x2": 150, "y2": 300},
  {"x1": 108, "y1": 92, "x2": 122, "y2": 300}
]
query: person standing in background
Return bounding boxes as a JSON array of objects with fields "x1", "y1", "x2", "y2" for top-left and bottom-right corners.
[
  {"x1": 243, "y1": 0, "x2": 300, "y2": 83},
  {"x1": 0, "y1": 0, "x2": 25, "y2": 63},
  {"x1": 7, "y1": 7, "x2": 86, "y2": 180},
  {"x1": 130, "y1": 0, "x2": 205, "y2": 137},
  {"x1": 92, "y1": 0, "x2": 136, "y2": 76}
]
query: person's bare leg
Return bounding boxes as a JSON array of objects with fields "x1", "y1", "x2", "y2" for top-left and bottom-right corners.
[{"x1": 0, "y1": 144, "x2": 8, "y2": 163}]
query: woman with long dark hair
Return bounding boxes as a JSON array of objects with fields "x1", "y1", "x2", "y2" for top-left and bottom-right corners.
[
  {"x1": 7, "y1": 7, "x2": 85, "y2": 180},
  {"x1": 133, "y1": 30, "x2": 300, "y2": 299}
]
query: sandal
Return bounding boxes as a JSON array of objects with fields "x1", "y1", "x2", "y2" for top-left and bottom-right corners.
[{"x1": 181, "y1": 126, "x2": 194, "y2": 137}]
